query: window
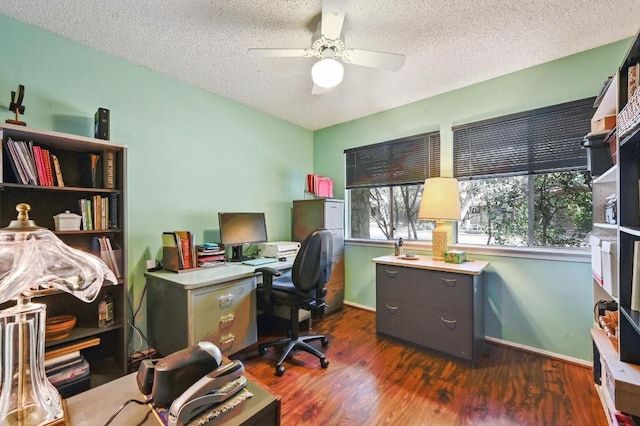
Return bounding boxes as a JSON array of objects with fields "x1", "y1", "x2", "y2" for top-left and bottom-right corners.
[
  {"x1": 346, "y1": 132, "x2": 440, "y2": 240},
  {"x1": 453, "y1": 98, "x2": 594, "y2": 248}
]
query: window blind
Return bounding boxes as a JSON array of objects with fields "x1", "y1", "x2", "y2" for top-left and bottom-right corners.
[
  {"x1": 452, "y1": 98, "x2": 595, "y2": 179},
  {"x1": 345, "y1": 132, "x2": 440, "y2": 189}
]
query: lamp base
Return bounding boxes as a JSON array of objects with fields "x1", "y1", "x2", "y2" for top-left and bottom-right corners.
[{"x1": 432, "y1": 221, "x2": 448, "y2": 261}]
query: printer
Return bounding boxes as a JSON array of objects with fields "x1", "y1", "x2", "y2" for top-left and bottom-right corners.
[{"x1": 258, "y1": 241, "x2": 301, "y2": 258}]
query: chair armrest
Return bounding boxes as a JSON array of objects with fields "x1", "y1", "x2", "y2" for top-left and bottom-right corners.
[
  {"x1": 255, "y1": 267, "x2": 282, "y2": 303},
  {"x1": 255, "y1": 267, "x2": 281, "y2": 282}
]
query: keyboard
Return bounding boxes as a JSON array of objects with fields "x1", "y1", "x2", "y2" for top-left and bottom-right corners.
[{"x1": 242, "y1": 257, "x2": 277, "y2": 266}]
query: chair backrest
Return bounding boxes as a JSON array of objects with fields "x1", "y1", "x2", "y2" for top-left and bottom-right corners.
[{"x1": 291, "y1": 228, "x2": 333, "y2": 294}]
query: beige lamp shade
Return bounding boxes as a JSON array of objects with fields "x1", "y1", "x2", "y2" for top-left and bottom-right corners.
[{"x1": 418, "y1": 177, "x2": 461, "y2": 260}]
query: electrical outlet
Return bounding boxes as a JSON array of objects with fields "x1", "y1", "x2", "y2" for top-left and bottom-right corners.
[{"x1": 146, "y1": 259, "x2": 156, "y2": 270}]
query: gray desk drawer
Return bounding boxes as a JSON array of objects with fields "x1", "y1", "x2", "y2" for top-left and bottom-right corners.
[
  {"x1": 376, "y1": 297, "x2": 473, "y2": 360},
  {"x1": 376, "y1": 264, "x2": 472, "y2": 316},
  {"x1": 192, "y1": 278, "x2": 256, "y2": 354}
]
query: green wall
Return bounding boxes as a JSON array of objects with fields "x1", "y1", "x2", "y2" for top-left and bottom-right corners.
[
  {"x1": 313, "y1": 40, "x2": 632, "y2": 361},
  {"x1": 0, "y1": 15, "x2": 313, "y2": 352}
]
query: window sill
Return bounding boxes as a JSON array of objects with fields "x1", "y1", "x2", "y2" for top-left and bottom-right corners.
[{"x1": 345, "y1": 239, "x2": 590, "y2": 263}]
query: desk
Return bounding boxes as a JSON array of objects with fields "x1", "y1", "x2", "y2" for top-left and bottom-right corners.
[
  {"x1": 146, "y1": 260, "x2": 293, "y2": 357},
  {"x1": 373, "y1": 255, "x2": 489, "y2": 365},
  {"x1": 66, "y1": 371, "x2": 280, "y2": 425}
]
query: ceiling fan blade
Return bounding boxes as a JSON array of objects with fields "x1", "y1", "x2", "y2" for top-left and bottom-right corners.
[
  {"x1": 341, "y1": 49, "x2": 406, "y2": 71},
  {"x1": 321, "y1": 0, "x2": 347, "y2": 40},
  {"x1": 247, "y1": 48, "x2": 316, "y2": 58},
  {"x1": 311, "y1": 84, "x2": 331, "y2": 95}
]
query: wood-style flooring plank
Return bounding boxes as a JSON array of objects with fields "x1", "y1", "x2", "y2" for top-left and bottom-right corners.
[{"x1": 234, "y1": 306, "x2": 607, "y2": 426}]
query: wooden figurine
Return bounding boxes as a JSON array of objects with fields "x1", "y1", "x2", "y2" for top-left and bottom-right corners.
[{"x1": 6, "y1": 84, "x2": 26, "y2": 126}]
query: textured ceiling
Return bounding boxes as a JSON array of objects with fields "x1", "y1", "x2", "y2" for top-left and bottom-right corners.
[{"x1": 2, "y1": 1, "x2": 640, "y2": 130}]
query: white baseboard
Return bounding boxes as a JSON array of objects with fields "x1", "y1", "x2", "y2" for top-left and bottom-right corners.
[
  {"x1": 344, "y1": 300, "x2": 375, "y2": 312},
  {"x1": 484, "y1": 336, "x2": 591, "y2": 368},
  {"x1": 343, "y1": 302, "x2": 591, "y2": 368}
]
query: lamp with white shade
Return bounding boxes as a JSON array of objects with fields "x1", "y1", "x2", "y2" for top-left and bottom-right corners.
[{"x1": 418, "y1": 177, "x2": 461, "y2": 261}]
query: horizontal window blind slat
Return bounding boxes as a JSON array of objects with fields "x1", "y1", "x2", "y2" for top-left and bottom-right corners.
[
  {"x1": 345, "y1": 132, "x2": 440, "y2": 188},
  {"x1": 453, "y1": 98, "x2": 594, "y2": 179}
]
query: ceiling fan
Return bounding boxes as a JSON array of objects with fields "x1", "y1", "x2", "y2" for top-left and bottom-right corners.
[{"x1": 247, "y1": 0, "x2": 406, "y2": 94}]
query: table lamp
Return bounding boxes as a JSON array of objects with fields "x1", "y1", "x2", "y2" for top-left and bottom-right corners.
[
  {"x1": 0, "y1": 203, "x2": 116, "y2": 425},
  {"x1": 418, "y1": 177, "x2": 461, "y2": 261}
]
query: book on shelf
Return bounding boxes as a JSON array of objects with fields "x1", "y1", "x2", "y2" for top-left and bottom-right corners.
[
  {"x1": 92, "y1": 195, "x2": 101, "y2": 230},
  {"x1": 3, "y1": 141, "x2": 21, "y2": 183},
  {"x1": 79, "y1": 199, "x2": 89, "y2": 230},
  {"x1": 51, "y1": 154, "x2": 65, "y2": 187},
  {"x1": 41, "y1": 148, "x2": 54, "y2": 186},
  {"x1": 108, "y1": 193, "x2": 118, "y2": 229},
  {"x1": 9, "y1": 138, "x2": 38, "y2": 185},
  {"x1": 45, "y1": 337, "x2": 101, "y2": 361},
  {"x1": 47, "y1": 356, "x2": 90, "y2": 386},
  {"x1": 44, "y1": 350, "x2": 82, "y2": 369},
  {"x1": 80, "y1": 153, "x2": 102, "y2": 188},
  {"x1": 7, "y1": 139, "x2": 29, "y2": 184},
  {"x1": 32, "y1": 145, "x2": 46, "y2": 185},
  {"x1": 103, "y1": 150, "x2": 116, "y2": 189},
  {"x1": 98, "y1": 235, "x2": 121, "y2": 278}
]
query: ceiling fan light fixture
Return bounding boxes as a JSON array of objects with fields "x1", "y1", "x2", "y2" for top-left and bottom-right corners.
[{"x1": 311, "y1": 57, "x2": 344, "y2": 88}]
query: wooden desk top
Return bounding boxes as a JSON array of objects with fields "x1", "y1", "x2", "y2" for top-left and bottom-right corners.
[
  {"x1": 66, "y1": 371, "x2": 280, "y2": 425},
  {"x1": 372, "y1": 254, "x2": 489, "y2": 275}
]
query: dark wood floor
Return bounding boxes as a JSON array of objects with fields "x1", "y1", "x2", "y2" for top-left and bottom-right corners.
[{"x1": 235, "y1": 306, "x2": 607, "y2": 426}]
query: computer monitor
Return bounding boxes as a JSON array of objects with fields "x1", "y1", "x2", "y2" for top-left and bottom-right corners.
[{"x1": 218, "y1": 212, "x2": 268, "y2": 262}]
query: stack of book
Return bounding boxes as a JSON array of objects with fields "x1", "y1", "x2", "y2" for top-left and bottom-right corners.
[
  {"x1": 44, "y1": 337, "x2": 100, "y2": 398},
  {"x1": 96, "y1": 235, "x2": 122, "y2": 278},
  {"x1": 162, "y1": 231, "x2": 196, "y2": 271},
  {"x1": 79, "y1": 194, "x2": 119, "y2": 230},
  {"x1": 4, "y1": 137, "x2": 59, "y2": 186},
  {"x1": 196, "y1": 243, "x2": 226, "y2": 268}
]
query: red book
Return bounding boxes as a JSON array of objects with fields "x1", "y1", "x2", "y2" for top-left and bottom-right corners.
[
  {"x1": 32, "y1": 145, "x2": 47, "y2": 186},
  {"x1": 41, "y1": 149, "x2": 54, "y2": 186}
]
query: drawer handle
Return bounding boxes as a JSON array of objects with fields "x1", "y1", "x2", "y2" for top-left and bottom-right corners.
[
  {"x1": 440, "y1": 317, "x2": 457, "y2": 329},
  {"x1": 219, "y1": 293, "x2": 235, "y2": 308},
  {"x1": 385, "y1": 270, "x2": 398, "y2": 278},
  {"x1": 440, "y1": 277, "x2": 457, "y2": 287},
  {"x1": 220, "y1": 334, "x2": 235, "y2": 350},
  {"x1": 219, "y1": 314, "x2": 235, "y2": 328},
  {"x1": 385, "y1": 304, "x2": 399, "y2": 314}
]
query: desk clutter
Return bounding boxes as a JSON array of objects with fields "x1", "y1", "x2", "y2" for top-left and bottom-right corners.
[
  {"x1": 137, "y1": 342, "x2": 253, "y2": 426},
  {"x1": 161, "y1": 233, "x2": 302, "y2": 272}
]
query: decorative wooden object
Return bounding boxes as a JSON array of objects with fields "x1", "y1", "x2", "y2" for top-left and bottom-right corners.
[{"x1": 6, "y1": 84, "x2": 26, "y2": 126}]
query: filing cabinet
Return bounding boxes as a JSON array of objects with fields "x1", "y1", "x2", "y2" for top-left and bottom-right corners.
[
  {"x1": 373, "y1": 255, "x2": 488, "y2": 365},
  {"x1": 146, "y1": 272, "x2": 256, "y2": 357},
  {"x1": 293, "y1": 199, "x2": 345, "y2": 315}
]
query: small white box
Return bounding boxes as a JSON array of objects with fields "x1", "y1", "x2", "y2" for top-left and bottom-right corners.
[
  {"x1": 601, "y1": 240, "x2": 618, "y2": 297},
  {"x1": 53, "y1": 210, "x2": 82, "y2": 231}
]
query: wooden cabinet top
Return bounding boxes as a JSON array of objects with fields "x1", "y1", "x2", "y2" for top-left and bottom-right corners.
[{"x1": 372, "y1": 254, "x2": 488, "y2": 275}]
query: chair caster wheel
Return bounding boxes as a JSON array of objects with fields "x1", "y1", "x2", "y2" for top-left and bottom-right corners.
[
  {"x1": 321, "y1": 337, "x2": 329, "y2": 346},
  {"x1": 320, "y1": 358, "x2": 329, "y2": 369},
  {"x1": 275, "y1": 365, "x2": 285, "y2": 376},
  {"x1": 258, "y1": 345, "x2": 267, "y2": 356}
]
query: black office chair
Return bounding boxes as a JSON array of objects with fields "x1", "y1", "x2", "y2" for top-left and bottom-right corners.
[{"x1": 255, "y1": 228, "x2": 333, "y2": 376}]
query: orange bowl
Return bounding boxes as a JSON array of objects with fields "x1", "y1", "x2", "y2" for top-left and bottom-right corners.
[{"x1": 45, "y1": 315, "x2": 77, "y2": 341}]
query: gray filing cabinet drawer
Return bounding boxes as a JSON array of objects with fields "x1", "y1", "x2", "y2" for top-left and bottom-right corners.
[
  {"x1": 376, "y1": 264, "x2": 472, "y2": 316},
  {"x1": 373, "y1": 255, "x2": 488, "y2": 365},
  {"x1": 192, "y1": 278, "x2": 256, "y2": 354},
  {"x1": 376, "y1": 297, "x2": 473, "y2": 360}
]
